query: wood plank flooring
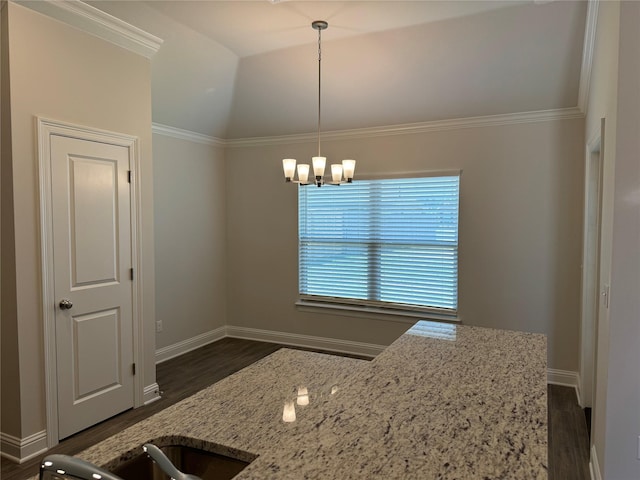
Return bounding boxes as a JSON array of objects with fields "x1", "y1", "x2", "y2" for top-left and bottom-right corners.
[
  {"x1": 547, "y1": 382, "x2": 592, "y2": 480},
  {"x1": 1, "y1": 338, "x2": 590, "y2": 480}
]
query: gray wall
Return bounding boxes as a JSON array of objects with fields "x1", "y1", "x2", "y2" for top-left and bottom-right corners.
[
  {"x1": 1, "y1": 0, "x2": 21, "y2": 439},
  {"x1": 588, "y1": 1, "x2": 640, "y2": 478},
  {"x1": 153, "y1": 133, "x2": 227, "y2": 349},
  {"x1": 227, "y1": 1, "x2": 586, "y2": 139},
  {"x1": 1, "y1": 2, "x2": 156, "y2": 440},
  {"x1": 586, "y1": 0, "x2": 620, "y2": 471},
  {"x1": 225, "y1": 117, "x2": 585, "y2": 372}
]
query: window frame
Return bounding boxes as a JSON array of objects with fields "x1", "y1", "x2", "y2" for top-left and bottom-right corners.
[{"x1": 296, "y1": 170, "x2": 461, "y2": 323}]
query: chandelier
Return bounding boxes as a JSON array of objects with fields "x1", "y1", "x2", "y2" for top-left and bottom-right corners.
[{"x1": 282, "y1": 20, "x2": 356, "y2": 187}]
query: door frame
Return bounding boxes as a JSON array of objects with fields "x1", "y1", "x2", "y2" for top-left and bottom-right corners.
[
  {"x1": 579, "y1": 127, "x2": 604, "y2": 409},
  {"x1": 37, "y1": 117, "x2": 144, "y2": 448}
]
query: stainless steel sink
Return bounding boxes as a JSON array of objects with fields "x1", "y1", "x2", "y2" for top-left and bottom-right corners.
[{"x1": 112, "y1": 445, "x2": 251, "y2": 480}]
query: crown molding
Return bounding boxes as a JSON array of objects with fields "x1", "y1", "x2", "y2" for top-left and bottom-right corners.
[
  {"x1": 13, "y1": 0, "x2": 163, "y2": 59},
  {"x1": 225, "y1": 107, "x2": 584, "y2": 148},
  {"x1": 152, "y1": 123, "x2": 225, "y2": 147},
  {"x1": 154, "y1": 108, "x2": 583, "y2": 149},
  {"x1": 577, "y1": 0, "x2": 599, "y2": 114}
]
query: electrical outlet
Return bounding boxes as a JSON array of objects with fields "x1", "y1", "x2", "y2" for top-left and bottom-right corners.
[{"x1": 156, "y1": 321, "x2": 163, "y2": 333}]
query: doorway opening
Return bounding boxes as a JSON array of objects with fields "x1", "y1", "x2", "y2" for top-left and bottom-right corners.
[{"x1": 579, "y1": 131, "x2": 603, "y2": 417}]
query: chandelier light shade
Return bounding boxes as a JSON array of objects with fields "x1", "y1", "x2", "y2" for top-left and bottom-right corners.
[
  {"x1": 282, "y1": 158, "x2": 296, "y2": 179},
  {"x1": 297, "y1": 164, "x2": 310, "y2": 183},
  {"x1": 282, "y1": 21, "x2": 356, "y2": 187}
]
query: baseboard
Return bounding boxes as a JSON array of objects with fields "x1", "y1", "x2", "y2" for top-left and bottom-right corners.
[
  {"x1": 155, "y1": 326, "x2": 226, "y2": 364},
  {"x1": 143, "y1": 382, "x2": 161, "y2": 405},
  {"x1": 547, "y1": 368, "x2": 579, "y2": 387},
  {"x1": 225, "y1": 325, "x2": 386, "y2": 358},
  {"x1": 156, "y1": 328, "x2": 580, "y2": 393},
  {"x1": 589, "y1": 444, "x2": 602, "y2": 480},
  {"x1": 574, "y1": 371, "x2": 583, "y2": 407},
  {"x1": 0, "y1": 430, "x2": 48, "y2": 464},
  {"x1": 547, "y1": 368, "x2": 580, "y2": 400}
]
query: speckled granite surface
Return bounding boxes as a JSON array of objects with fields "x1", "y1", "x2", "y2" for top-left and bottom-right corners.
[{"x1": 66, "y1": 321, "x2": 548, "y2": 479}]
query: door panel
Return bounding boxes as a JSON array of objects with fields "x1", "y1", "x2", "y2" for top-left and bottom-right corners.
[
  {"x1": 70, "y1": 157, "x2": 119, "y2": 286},
  {"x1": 72, "y1": 308, "x2": 121, "y2": 400},
  {"x1": 51, "y1": 135, "x2": 134, "y2": 440}
]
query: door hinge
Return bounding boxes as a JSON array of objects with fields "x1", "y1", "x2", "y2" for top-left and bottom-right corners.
[
  {"x1": 132, "y1": 363, "x2": 136, "y2": 375},
  {"x1": 130, "y1": 268, "x2": 134, "y2": 281},
  {"x1": 127, "y1": 170, "x2": 132, "y2": 183}
]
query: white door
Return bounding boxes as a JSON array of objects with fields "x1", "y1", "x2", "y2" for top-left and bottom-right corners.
[{"x1": 51, "y1": 135, "x2": 135, "y2": 439}]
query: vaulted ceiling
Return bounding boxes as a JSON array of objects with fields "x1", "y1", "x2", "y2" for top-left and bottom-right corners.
[{"x1": 84, "y1": 0, "x2": 588, "y2": 140}]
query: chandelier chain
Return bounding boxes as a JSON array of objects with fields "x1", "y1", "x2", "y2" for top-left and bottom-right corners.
[{"x1": 317, "y1": 26, "x2": 322, "y2": 157}]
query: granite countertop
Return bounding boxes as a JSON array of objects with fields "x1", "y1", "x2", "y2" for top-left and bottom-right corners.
[{"x1": 71, "y1": 321, "x2": 548, "y2": 479}]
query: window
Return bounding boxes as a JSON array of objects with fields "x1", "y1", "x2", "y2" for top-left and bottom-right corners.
[{"x1": 298, "y1": 173, "x2": 460, "y2": 317}]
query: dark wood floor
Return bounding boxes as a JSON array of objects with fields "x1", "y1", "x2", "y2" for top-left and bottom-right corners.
[
  {"x1": 547, "y1": 382, "x2": 591, "y2": 479},
  {"x1": 1, "y1": 338, "x2": 590, "y2": 480}
]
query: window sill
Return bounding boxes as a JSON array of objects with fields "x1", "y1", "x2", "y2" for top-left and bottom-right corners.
[{"x1": 295, "y1": 299, "x2": 460, "y2": 325}]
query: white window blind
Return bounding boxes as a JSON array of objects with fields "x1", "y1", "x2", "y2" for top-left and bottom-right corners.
[{"x1": 298, "y1": 175, "x2": 460, "y2": 315}]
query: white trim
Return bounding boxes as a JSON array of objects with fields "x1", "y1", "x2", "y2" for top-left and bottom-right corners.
[
  {"x1": 37, "y1": 117, "x2": 144, "y2": 448},
  {"x1": 578, "y1": 0, "x2": 599, "y2": 114},
  {"x1": 589, "y1": 444, "x2": 602, "y2": 480},
  {"x1": 548, "y1": 368, "x2": 581, "y2": 405},
  {"x1": 37, "y1": 118, "x2": 59, "y2": 449},
  {"x1": 13, "y1": 0, "x2": 163, "y2": 58},
  {"x1": 547, "y1": 368, "x2": 580, "y2": 387},
  {"x1": 152, "y1": 123, "x2": 225, "y2": 147},
  {"x1": 575, "y1": 372, "x2": 583, "y2": 408},
  {"x1": 579, "y1": 132, "x2": 603, "y2": 409},
  {"x1": 295, "y1": 299, "x2": 460, "y2": 325},
  {"x1": 359, "y1": 169, "x2": 462, "y2": 181},
  {"x1": 225, "y1": 326, "x2": 386, "y2": 358},
  {"x1": 0, "y1": 430, "x2": 48, "y2": 464},
  {"x1": 143, "y1": 383, "x2": 161, "y2": 405},
  {"x1": 153, "y1": 108, "x2": 584, "y2": 150},
  {"x1": 128, "y1": 131, "x2": 145, "y2": 411},
  {"x1": 225, "y1": 107, "x2": 584, "y2": 148},
  {"x1": 159, "y1": 328, "x2": 582, "y2": 387},
  {"x1": 228, "y1": 329, "x2": 578, "y2": 384},
  {"x1": 155, "y1": 327, "x2": 227, "y2": 364}
]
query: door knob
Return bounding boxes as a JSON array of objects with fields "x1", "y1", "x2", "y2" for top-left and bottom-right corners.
[{"x1": 59, "y1": 299, "x2": 73, "y2": 310}]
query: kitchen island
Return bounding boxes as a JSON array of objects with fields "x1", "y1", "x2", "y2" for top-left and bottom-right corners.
[{"x1": 71, "y1": 321, "x2": 548, "y2": 479}]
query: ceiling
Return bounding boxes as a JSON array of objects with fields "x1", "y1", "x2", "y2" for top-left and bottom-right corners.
[
  {"x1": 85, "y1": 0, "x2": 588, "y2": 139},
  {"x1": 137, "y1": 1, "x2": 527, "y2": 58}
]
